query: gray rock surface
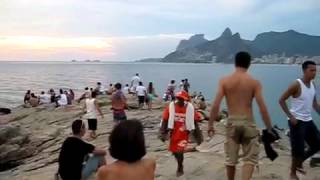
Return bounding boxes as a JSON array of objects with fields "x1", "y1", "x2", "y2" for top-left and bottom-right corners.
[{"x1": 0, "y1": 95, "x2": 319, "y2": 180}]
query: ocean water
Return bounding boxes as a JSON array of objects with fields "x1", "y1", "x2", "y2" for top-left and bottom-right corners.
[{"x1": 1, "y1": 61, "x2": 319, "y2": 128}]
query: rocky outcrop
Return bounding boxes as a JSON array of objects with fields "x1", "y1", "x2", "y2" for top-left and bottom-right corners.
[
  {"x1": 176, "y1": 34, "x2": 208, "y2": 51},
  {"x1": 0, "y1": 95, "x2": 319, "y2": 180},
  {"x1": 163, "y1": 28, "x2": 258, "y2": 63},
  {"x1": 162, "y1": 28, "x2": 320, "y2": 63},
  {"x1": 0, "y1": 126, "x2": 34, "y2": 171},
  {"x1": 252, "y1": 30, "x2": 320, "y2": 57}
]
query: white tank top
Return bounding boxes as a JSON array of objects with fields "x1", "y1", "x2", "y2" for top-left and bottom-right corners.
[
  {"x1": 85, "y1": 98, "x2": 97, "y2": 119},
  {"x1": 290, "y1": 79, "x2": 315, "y2": 121}
]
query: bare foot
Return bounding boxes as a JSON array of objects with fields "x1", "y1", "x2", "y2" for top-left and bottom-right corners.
[
  {"x1": 90, "y1": 133, "x2": 97, "y2": 139},
  {"x1": 176, "y1": 170, "x2": 184, "y2": 177},
  {"x1": 290, "y1": 174, "x2": 299, "y2": 180},
  {"x1": 176, "y1": 166, "x2": 184, "y2": 177},
  {"x1": 296, "y1": 167, "x2": 306, "y2": 175}
]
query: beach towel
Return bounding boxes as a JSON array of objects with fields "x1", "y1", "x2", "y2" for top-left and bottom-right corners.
[{"x1": 168, "y1": 102, "x2": 195, "y2": 131}]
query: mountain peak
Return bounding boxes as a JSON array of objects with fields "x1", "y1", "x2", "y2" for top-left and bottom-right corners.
[
  {"x1": 232, "y1": 32, "x2": 241, "y2": 39},
  {"x1": 176, "y1": 34, "x2": 208, "y2": 51},
  {"x1": 189, "y1": 34, "x2": 205, "y2": 40},
  {"x1": 221, "y1": 28, "x2": 232, "y2": 38},
  {"x1": 287, "y1": 29, "x2": 297, "y2": 33}
]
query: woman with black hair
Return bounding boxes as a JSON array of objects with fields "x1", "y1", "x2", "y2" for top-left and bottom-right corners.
[
  {"x1": 147, "y1": 82, "x2": 158, "y2": 110},
  {"x1": 97, "y1": 120, "x2": 155, "y2": 180}
]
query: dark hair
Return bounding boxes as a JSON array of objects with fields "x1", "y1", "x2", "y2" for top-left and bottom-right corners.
[
  {"x1": 26, "y1": 90, "x2": 31, "y2": 94},
  {"x1": 235, "y1": 51, "x2": 251, "y2": 69},
  {"x1": 185, "y1": 79, "x2": 188, "y2": 81},
  {"x1": 139, "y1": 81, "x2": 143, "y2": 86},
  {"x1": 72, "y1": 119, "x2": 84, "y2": 135},
  {"x1": 181, "y1": 79, "x2": 185, "y2": 82},
  {"x1": 115, "y1": 83, "x2": 122, "y2": 90},
  {"x1": 109, "y1": 120, "x2": 146, "y2": 163},
  {"x1": 136, "y1": 73, "x2": 139, "y2": 76},
  {"x1": 148, "y1": 82, "x2": 153, "y2": 94},
  {"x1": 109, "y1": 84, "x2": 113, "y2": 86},
  {"x1": 97, "y1": 82, "x2": 101, "y2": 85},
  {"x1": 41, "y1": 91, "x2": 45, "y2": 94},
  {"x1": 85, "y1": 87, "x2": 89, "y2": 90},
  {"x1": 59, "y1": 89, "x2": 63, "y2": 94},
  {"x1": 91, "y1": 91, "x2": 97, "y2": 98},
  {"x1": 171, "y1": 80, "x2": 175, "y2": 84},
  {"x1": 31, "y1": 93, "x2": 36, "y2": 98},
  {"x1": 302, "y1": 61, "x2": 316, "y2": 71},
  {"x1": 125, "y1": 84, "x2": 129, "y2": 87}
]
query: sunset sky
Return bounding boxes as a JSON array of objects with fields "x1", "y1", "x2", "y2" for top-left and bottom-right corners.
[{"x1": 0, "y1": 0, "x2": 319, "y2": 61}]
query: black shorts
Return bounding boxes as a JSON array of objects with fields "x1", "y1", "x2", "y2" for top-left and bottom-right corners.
[
  {"x1": 289, "y1": 120, "x2": 320, "y2": 160},
  {"x1": 138, "y1": 96, "x2": 145, "y2": 105},
  {"x1": 87, "y1": 119, "x2": 97, "y2": 130}
]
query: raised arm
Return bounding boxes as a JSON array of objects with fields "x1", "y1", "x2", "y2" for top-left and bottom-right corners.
[
  {"x1": 255, "y1": 81, "x2": 272, "y2": 130},
  {"x1": 208, "y1": 79, "x2": 225, "y2": 136}
]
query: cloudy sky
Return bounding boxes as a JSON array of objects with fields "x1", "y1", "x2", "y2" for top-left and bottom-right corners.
[{"x1": 0, "y1": 0, "x2": 319, "y2": 61}]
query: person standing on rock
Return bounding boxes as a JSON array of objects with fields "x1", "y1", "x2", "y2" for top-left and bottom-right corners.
[
  {"x1": 179, "y1": 79, "x2": 185, "y2": 91},
  {"x1": 58, "y1": 119, "x2": 106, "y2": 180},
  {"x1": 208, "y1": 52, "x2": 273, "y2": 180},
  {"x1": 83, "y1": 91, "x2": 104, "y2": 139},
  {"x1": 164, "y1": 80, "x2": 176, "y2": 101},
  {"x1": 279, "y1": 60, "x2": 320, "y2": 180},
  {"x1": 160, "y1": 90, "x2": 201, "y2": 177},
  {"x1": 111, "y1": 83, "x2": 127, "y2": 124},
  {"x1": 97, "y1": 120, "x2": 156, "y2": 180},
  {"x1": 131, "y1": 73, "x2": 141, "y2": 93},
  {"x1": 183, "y1": 79, "x2": 190, "y2": 93},
  {"x1": 147, "y1": 82, "x2": 158, "y2": 110},
  {"x1": 136, "y1": 81, "x2": 148, "y2": 109}
]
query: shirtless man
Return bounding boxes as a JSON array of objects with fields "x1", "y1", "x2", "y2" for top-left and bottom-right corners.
[
  {"x1": 279, "y1": 61, "x2": 320, "y2": 180},
  {"x1": 208, "y1": 52, "x2": 273, "y2": 180},
  {"x1": 111, "y1": 83, "x2": 127, "y2": 124}
]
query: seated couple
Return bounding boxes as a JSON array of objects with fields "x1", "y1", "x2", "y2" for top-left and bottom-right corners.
[{"x1": 57, "y1": 119, "x2": 155, "y2": 180}]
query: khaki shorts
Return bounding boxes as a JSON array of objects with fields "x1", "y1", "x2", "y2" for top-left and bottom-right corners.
[{"x1": 224, "y1": 116, "x2": 260, "y2": 166}]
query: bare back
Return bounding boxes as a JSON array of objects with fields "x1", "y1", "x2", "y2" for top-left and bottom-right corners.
[
  {"x1": 97, "y1": 159, "x2": 155, "y2": 180},
  {"x1": 222, "y1": 71, "x2": 258, "y2": 119}
]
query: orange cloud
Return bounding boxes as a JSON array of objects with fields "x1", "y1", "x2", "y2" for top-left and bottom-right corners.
[{"x1": 0, "y1": 36, "x2": 114, "y2": 60}]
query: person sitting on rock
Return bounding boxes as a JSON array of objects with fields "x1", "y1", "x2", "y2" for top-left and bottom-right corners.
[
  {"x1": 39, "y1": 91, "x2": 51, "y2": 104},
  {"x1": 56, "y1": 89, "x2": 68, "y2": 107},
  {"x1": 29, "y1": 93, "x2": 39, "y2": 107},
  {"x1": 58, "y1": 119, "x2": 106, "y2": 180},
  {"x1": 97, "y1": 120, "x2": 156, "y2": 180},
  {"x1": 106, "y1": 84, "x2": 115, "y2": 95},
  {"x1": 24, "y1": 90, "x2": 31, "y2": 104},
  {"x1": 159, "y1": 91, "x2": 202, "y2": 177}
]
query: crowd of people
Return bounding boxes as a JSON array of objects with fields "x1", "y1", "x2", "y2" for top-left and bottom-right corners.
[
  {"x1": 24, "y1": 88, "x2": 75, "y2": 107},
  {"x1": 21, "y1": 51, "x2": 320, "y2": 180}
]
